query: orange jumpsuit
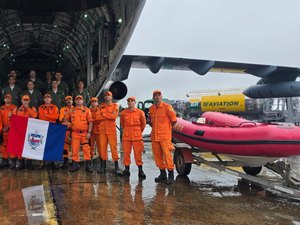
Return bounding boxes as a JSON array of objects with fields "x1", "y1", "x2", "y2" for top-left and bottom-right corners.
[
  {"x1": 149, "y1": 102, "x2": 177, "y2": 170},
  {"x1": 0, "y1": 113, "x2": 2, "y2": 133},
  {"x1": 13, "y1": 106, "x2": 37, "y2": 118},
  {"x1": 90, "y1": 106, "x2": 101, "y2": 159},
  {"x1": 0, "y1": 104, "x2": 17, "y2": 159},
  {"x1": 38, "y1": 104, "x2": 59, "y2": 123},
  {"x1": 0, "y1": 110, "x2": 3, "y2": 154},
  {"x1": 120, "y1": 108, "x2": 146, "y2": 166},
  {"x1": 59, "y1": 106, "x2": 73, "y2": 158},
  {"x1": 98, "y1": 102, "x2": 119, "y2": 161},
  {"x1": 70, "y1": 106, "x2": 93, "y2": 162}
]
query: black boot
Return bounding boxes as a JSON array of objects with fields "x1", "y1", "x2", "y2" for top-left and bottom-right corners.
[
  {"x1": 138, "y1": 165, "x2": 146, "y2": 179},
  {"x1": 69, "y1": 160, "x2": 80, "y2": 172},
  {"x1": 114, "y1": 161, "x2": 123, "y2": 175},
  {"x1": 122, "y1": 166, "x2": 130, "y2": 176},
  {"x1": 52, "y1": 161, "x2": 61, "y2": 169},
  {"x1": 155, "y1": 169, "x2": 167, "y2": 183},
  {"x1": 102, "y1": 160, "x2": 107, "y2": 173},
  {"x1": 62, "y1": 157, "x2": 69, "y2": 169},
  {"x1": 26, "y1": 159, "x2": 34, "y2": 170},
  {"x1": 16, "y1": 159, "x2": 25, "y2": 170},
  {"x1": 0, "y1": 158, "x2": 9, "y2": 169},
  {"x1": 166, "y1": 170, "x2": 174, "y2": 185},
  {"x1": 10, "y1": 158, "x2": 17, "y2": 169},
  {"x1": 85, "y1": 160, "x2": 93, "y2": 173},
  {"x1": 97, "y1": 158, "x2": 104, "y2": 173},
  {"x1": 38, "y1": 161, "x2": 45, "y2": 170}
]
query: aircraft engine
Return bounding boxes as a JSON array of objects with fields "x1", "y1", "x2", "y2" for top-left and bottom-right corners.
[
  {"x1": 243, "y1": 81, "x2": 300, "y2": 98},
  {"x1": 103, "y1": 81, "x2": 128, "y2": 101}
]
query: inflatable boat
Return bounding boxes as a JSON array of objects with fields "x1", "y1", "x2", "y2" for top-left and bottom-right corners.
[{"x1": 172, "y1": 112, "x2": 300, "y2": 161}]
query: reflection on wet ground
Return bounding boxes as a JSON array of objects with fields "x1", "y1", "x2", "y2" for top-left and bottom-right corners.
[
  {"x1": 0, "y1": 143, "x2": 300, "y2": 225},
  {"x1": 0, "y1": 170, "x2": 57, "y2": 225}
]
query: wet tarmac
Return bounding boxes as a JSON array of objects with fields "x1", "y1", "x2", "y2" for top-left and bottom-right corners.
[{"x1": 0, "y1": 142, "x2": 300, "y2": 225}]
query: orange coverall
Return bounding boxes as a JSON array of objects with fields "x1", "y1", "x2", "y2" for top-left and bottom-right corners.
[
  {"x1": 0, "y1": 112, "x2": 2, "y2": 133},
  {"x1": 120, "y1": 108, "x2": 146, "y2": 166},
  {"x1": 38, "y1": 104, "x2": 59, "y2": 123},
  {"x1": 59, "y1": 106, "x2": 73, "y2": 158},
  {"x1": 0, "y1": 104, "x2": 17, "y2": 159},
  {"x1": 13, "y1": 106, "x2": 38, "y2": 118},
  {"x1": 0, "y1": 109, "x2": 3, "y2": 154},
  {"x1": 90, "y1": 106, "x2": 101, "y2": 159},
  {"x1": 70, "y1": 106, "x2": 93, "y2": 162},
  {"x1": 149, "y1": 102, "x2": 177, "y2": 170},
  {"x1": 98, "y1": 102, "x2": 119, "y2": 161}
]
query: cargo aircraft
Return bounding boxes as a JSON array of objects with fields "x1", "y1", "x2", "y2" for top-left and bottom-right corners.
[{"x1": 1, "y1": 0, "x2": 300, "y2": 101}]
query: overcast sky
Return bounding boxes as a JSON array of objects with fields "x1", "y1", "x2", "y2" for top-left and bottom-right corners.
[{"x1": 119, "y1": 0, "x2": 300, "y2": 106}]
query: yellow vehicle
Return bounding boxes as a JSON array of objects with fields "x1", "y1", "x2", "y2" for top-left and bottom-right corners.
[{"x1": 188, "y1": 94, "x2": 264, "y2": 120}]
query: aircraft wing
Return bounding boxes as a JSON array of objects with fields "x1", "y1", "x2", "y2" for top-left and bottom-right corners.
[{"x1": 114, "y1": 55, "x2": 300, "y2": 98}]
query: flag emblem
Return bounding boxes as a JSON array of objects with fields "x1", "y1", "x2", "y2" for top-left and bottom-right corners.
[{"x1": 28, "y1": 131, "x2": 44, "y2": 150}]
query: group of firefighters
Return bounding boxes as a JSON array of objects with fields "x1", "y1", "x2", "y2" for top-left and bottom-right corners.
[{"x1": 0, "y1": 70, "x2": 177, "y2": 184}]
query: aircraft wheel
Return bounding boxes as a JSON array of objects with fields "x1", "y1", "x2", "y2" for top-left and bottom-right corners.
[
  {"x1": 174, "y1": 148, "x2": 192, "y2": 176},
  {"x1": 242, "y1": 166, "x2": 262, "y2": 176}
]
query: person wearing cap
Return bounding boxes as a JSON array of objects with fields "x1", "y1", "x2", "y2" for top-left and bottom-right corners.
[
  {"x1": 38, "y1": 93, "x2": 59, "y2": 169},
  {"x1": 49, "y1": 80, "x2": 65, "y2": 110},
  {"x1": 98, "y1": 91, "x2": 121, "y2": 174},
  {"x1": 120, "y1": 96, "x2": 147, "y2": 179},
  {"x1": 72, "y1": 80, "x2": 90, "y2": 106},
  {"x1": 89, "y1": 97, "x2": 101, "y2": 160},
  {"x1": 149, "y1": 90, "x2": 177, "y2": 184},
  {"x1": 69, "y1": 95, "x2": 93, "y2": 172},
  {"x1": 59, "y1": 95, "x2": 74, "y2": 168},
  {"x1": 0, "y1": 93, "x2": 17, "y2": 169},
  {"x1": 0, "y1": 94, "x2": 15, "y2": 168},
  {"x1": 2, "y1": 74, "x2": 22, "y2": 106},
  {"x1": 21, "y1": 80, "x2": 43, "y2": 110},
  {"x1": 13, "y1": 95, "x2": 38, "y2": 118},
  {"x1": 38, "y1": 93, "x2": 59, "y2": 123},
  {"x1": 13, "y1": 94, "x2": 38, "y2": 170}
]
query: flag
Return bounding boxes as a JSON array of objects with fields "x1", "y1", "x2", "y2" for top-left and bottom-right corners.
[{"x1": 7, "y1": 115, "x2": 66, "y2": 161}]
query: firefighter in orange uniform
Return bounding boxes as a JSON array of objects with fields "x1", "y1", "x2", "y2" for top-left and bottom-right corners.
[
  {"x1": 69, "y1": 95, "x2": 93, "y2": 172},
  {"x1": 149, "y1": 90, "x2": 177, "y2": 184},
  {"x1": 0, "y1": 93, "x2": 17, "y2": 169},
  {"x1": 38, "y1": 93, "x2": 59, "y2": 123},
  {"x1": 13, "y1": 95, "x2": 38, "y2": 170},
  {"x1": 89, "y1": 97, "x2": 101, "y2": 160},
  {"x1": 120, "y1": 96, "x2": 146, "y2": 178},
  {"x1": 98, "y1": 91, "x2": 121, "y2": 174},
  {"x1": 59, "y1": 95, "x2": 73, "y2": 168},
  {"x1": 38, "y1": 93, "x2": 59, "y2": 169}
]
